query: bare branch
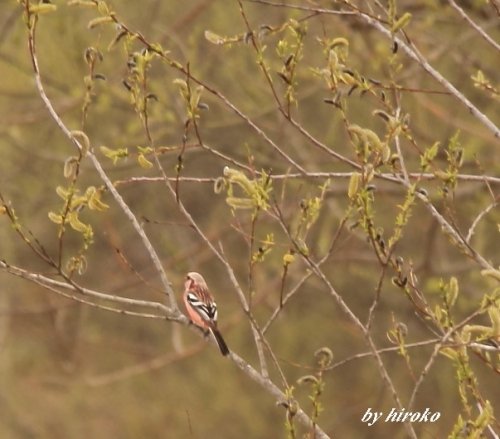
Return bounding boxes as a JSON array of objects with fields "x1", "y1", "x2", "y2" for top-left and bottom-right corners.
[
  {"x1": 0, "y1": 259, "x2": 176, "y2": 318},
  {"x1": 230, "y1": 351, "x2": 330, "y2": 439},
  {"x1": 448, "y1": 0, "x2": 500, "y2": 52},
  {"x1": 25, "y1": 16, "x2": 179, "y2": 312},
  {"x1": 247, "y1": 0, "x2": 500, "y2": 139},
  {"x1": 466, "y1": 200, "x2": 499, "y2": 244},
  {"x1": 115, "y1": 172, "x2": 500, "y2": 186}
]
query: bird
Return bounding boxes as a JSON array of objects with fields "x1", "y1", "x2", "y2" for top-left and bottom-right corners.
[{"x1": 183, "y1": 272, "x2": 230, "y2": 356}]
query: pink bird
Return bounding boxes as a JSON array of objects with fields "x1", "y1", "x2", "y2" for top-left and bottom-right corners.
[{"x1": 183, "y1": 272, "x2": 229, "y2": 356}]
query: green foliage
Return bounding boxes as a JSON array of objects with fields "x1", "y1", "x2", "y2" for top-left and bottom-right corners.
[
  {"x1": 100, "y1": 145, "x2": 129, "y2": 164},
  {"x1": 29, "y1": 3, "x2": 57, "y2": 15},
  {"x1": 282, "y1": 386, "x2": 298, "y2": 439},
  {"x1": 137, "y1": 150, "x2": 154, "y2": 169},
  {"x1": 48, "y1": 185, "x2": 108, "y2": 247},
  {"x1": 391, "y1": 13, "x2": 412, "y2": 33},
  {"x1": 275, "y1": 20, "x2": 306, "y2": 107},
  {"x1": 295, "y1": 348, "x2": 333, "y2": 438},
  {"x1": 296, "y1": 180, "x2": 328, "y2": 233},
  {"x1": 448, "y1": 401, "x2": 493, "y2": 439},
  {"x1": 471, "y1": 70, "x2": 499, "y2": 98},
  {"x1": 222, "y1": 167, "x2": 272, "y2": 213},
  {"x1": 420, "y1": 142, "x2": 439, "y2": 171},
  {"x1": 252, "y1": 233, "x2": 274, "y2": 264},
  {"x1": 387, "y1": 184, "x2": 416, "y2": 249}
]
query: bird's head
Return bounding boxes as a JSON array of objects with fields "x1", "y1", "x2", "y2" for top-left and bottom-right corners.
[{"x1": 185, "y1": 272, "x2": 207, "y2": 291}]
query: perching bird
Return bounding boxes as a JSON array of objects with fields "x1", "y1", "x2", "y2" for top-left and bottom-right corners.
[{"x1": 183, "y1": 272, "x2": 229, "y2": 356}]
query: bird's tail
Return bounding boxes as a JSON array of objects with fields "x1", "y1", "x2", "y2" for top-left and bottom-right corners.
[{"x1": 211, "y1": 328, "x2": 230, "y2": 356}]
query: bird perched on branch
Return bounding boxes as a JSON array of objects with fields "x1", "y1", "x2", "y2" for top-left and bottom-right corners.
[{"x1": 183, "y1": 272, "x2": 229, "y2": 356}]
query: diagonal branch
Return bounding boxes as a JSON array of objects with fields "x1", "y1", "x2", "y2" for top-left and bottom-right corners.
[
  {"x1": 247, "y1": 0, "x2": 500, "y2": 139},
  {"x1": 448, "y1": 0, "x2": 500, "y2": 52},
  {"x1": 0, "y1": 259, "x2": 178, "y2": 319},
  {"x1": 25, "y1": 14, "x2": 179, "y2": 313}
]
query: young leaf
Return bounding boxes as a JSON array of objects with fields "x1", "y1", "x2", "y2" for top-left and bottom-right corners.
[
  {"x1": 138, "y1": 153, "x2": 153, "y2": 169},
  {"x1": 29, "y1": 3, "x2": 57, "y2": 14},
  {"x1": 204, "y1": 30, "x2": 225, "y2": 45},
  {"x1": 391, "y1": 13, "x2": 412, "y2": 33},
  {"x1": 348, "y1": 172, "x2": 360, "y2": 199},
  {"x1": 48, "y1": 212, "x2": 63, "y2": 224}
]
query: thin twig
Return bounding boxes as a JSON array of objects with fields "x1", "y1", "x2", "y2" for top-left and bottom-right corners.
[
  {"x1": 393, "y1": 102, "x2": 410, "y2": 185},
  {"x1": 476, "y1": 402, "x2": 500, "y2": 439},
  {"x1": 0, "y1": 260, "x2": 176, "y2": 318},
  {"x1": 247, "y1": 0, "x2": 500, "y2": 139},
  {"x1": 448, "y1": 0, "x2": 500, "y2": 52},
  {"x1": 230, "y1": 351, "x2": 330, "y2": 439},
  {"x1": 466, "y1": 200, "x2": 499, "y2": 244},
  {"x1": 25, "y1": 15, "x2": 179, "y2": 312},
  {"x1": 114, "y1": 171, "x2": 500, "y2": 186},
  {"x1": 218, "y1": 243, "x2": 270, "y2": 379},
  {"x1": 470, "y1": 343, "x2": 500, "y2": 352},
  {"x1": 263, "y1": 216, "x2": 348, "y2": 334},
  {"x1": 272, "y1": 203, "x2": 417, "y2": 439},
  {"x1": 417, "y1": 192, "x2": 493, "y2": 270},
  {"x1": 408, "y1": 307, "x2": 486, "y2": 410}
]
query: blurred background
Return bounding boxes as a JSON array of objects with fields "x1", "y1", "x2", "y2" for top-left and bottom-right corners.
[{"x1": 0, "y1": 1, "x2": 499, "y2": 437}]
